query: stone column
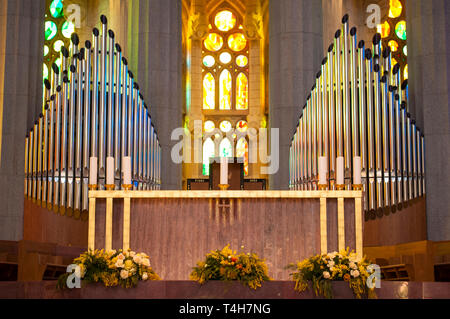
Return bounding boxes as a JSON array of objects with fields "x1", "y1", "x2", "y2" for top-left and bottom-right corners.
[
  {"x1": 269, "y1": 0, "x2": 323, "y2": 189},
  {"x1": 128, "y1": 0, "x2": 183, "y2": 190},
  {"x1": 0, "y1": 0, "x2": 46, "y2": 240},
  {"x1": 406, "y1": 0, "x2": 450, "y2": 241}
]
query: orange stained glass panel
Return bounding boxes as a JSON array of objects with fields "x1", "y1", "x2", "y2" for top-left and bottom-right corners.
[
  {"x1": 214, "y1": 10, "x2": 236, "y2": 32},
  {"x1": 236, "y1": 120, "x2": 248, "y2": 133},
  {"x1": 388, "y1": 40, "x2": 399, "y2": 52},
  {"x1": 204, "y1": 33, "x2": 223, "y2": 52},
  {"x1": 236, "y1": 138, "x2": 249, "y2": 176},
  {"x1": 228, "y1": 33, "x2": 247, "y2": 52},
  {"x1": 219, "y1": 69, "x2": 232, "y2": 110},
  {"x1": 377, "y1": 21, "x2": 390, "y2": 38},
  {"x1": 203, "y1": 73, "x2": 215, "y2": 110},
  {"x1": 389, "y1": 0, "x2": 403, "y2": 18},
  {"x1": 236, "y1": 73, "x2": 248, "y2": 110}
]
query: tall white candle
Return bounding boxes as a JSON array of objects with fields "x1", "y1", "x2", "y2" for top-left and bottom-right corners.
[
  {"x1": 318, "y1": 156, "x2": 328, "y2": 185},
  {"x1": 220, "y1": 157, "x2": 228, "y2": 185},
  {"x1": 336, "y1": 156, "x2": 344, "y2": 185},
  {"x1": 122, "y1": 157, "x2": 132, "y2": 185},
  {"x1": 89, "y1": 157, "x2": 98, "y2": 185},
  {"x1": 353, "y1": 156, "x2": 362, "y2": 185},
  {"x1": 106, "y1": 157, "x2": 115, "y2": 185}
]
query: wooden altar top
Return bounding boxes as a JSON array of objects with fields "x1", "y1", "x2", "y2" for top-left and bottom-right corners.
[{"x1": 89, "y1": 190, "x2": 363, "y2": 199}]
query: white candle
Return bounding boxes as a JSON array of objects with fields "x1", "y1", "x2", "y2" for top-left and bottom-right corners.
[
  {"x1": 336, "y1": 156, "x2": 344, "y2": 185},
  {"x1": 89, "y1": 157, "x2": 98, "y2": 185},
  {"x1": 106, "y1": 157, "x2": 115, "y2": 185},
  {"x1": 220, "y1": 157, "x2": 228, "y2": 185},
  {"x1": 353, "y1": 156, "x2": 362, "y2": 185},
  {"x1": 318, "y1": 156, "x2": 328, "y2": 185},
  {"x1": 122, "y1": 157, "x2": 132, "y2": 185}
]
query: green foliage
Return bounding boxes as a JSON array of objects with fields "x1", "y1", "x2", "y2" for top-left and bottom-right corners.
[{"x1": 190, "y1": 245, "x2": 271, "y2": 290}]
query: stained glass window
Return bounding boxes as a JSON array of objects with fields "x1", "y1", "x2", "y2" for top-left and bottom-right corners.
[
  {"x1": 236, "y1": 120, "x2": 248, "y2": 133},
  {"x1": 214, "y1": 10, "x2": 236, "y2": 32},
  {"x1": 236, "y1": 73, "x2": 248, "y2": 110},
  {"x1": 220, "y1": 121, "x2": 232, "y2": 133},
  {"x1": 403, "y1": 64, "x2": 408, "y2": 79},
  {"x1": 389, "y1": 0, "x2": 403, "y2": 18},
  {"x1": 236, "y1": 138, "x2": 249, "y2": 176},
  {"x1": 203, "y1": 73, "x2": 215, "y2": 110},
  {"x1": 219, "y1": 69, "x2": 232, "y2": 110},
  {"x1": 236, "y1": 55, "x2": 248, "y2": 67},
  {"x1": 50, "y1": 0, "x2": 64, "y2": 18},
  {"x1": 203, "y1": 55, "x2": 215, "y2": 67},
  {"x1": 378, "y1": 0, "x2": 407, "y2": 83},
  {"x1": 395, "y1": 21, "x2": 407, "y2": 40},
  {"x1": 62, "y1": 21, "x2": 75, "y2": 38},
  {"x1": 377, "y1": 21, "x2": 390, "y2": 38},
  {"x1": 202, "y1": 9, "x2": 249, "y2": 111},
  {"x1": 203, "y1": 138, "x2": 215, "y2": 176},
  {"x1": 219, "y1": 52, "x2": 232, "y2": 64},
  {"x1": 228, "y1": 33, "x2": 247, "y2": 52},
  {"x1": 388, "y1": 40, "x2": 399, "y2": 52},
  {"x1": 53, "y1": 40, "x2": 64, "y2": 52},
  {"x1": 220, "y1": 138, "x2": 233, "y2": 158},
  {"x1": 45, "y1": 21, "x2": 58, "y2": 41},
  {"x1": 204, "y1": 121, "x2": 215, "y2": 133},
  {"x1": 204, "y1": 33, "x2": 223, "y2": 52}
]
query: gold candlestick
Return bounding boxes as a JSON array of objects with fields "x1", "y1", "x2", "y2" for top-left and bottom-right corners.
[
  {"x1": 318, "y1": 184, "x2": 328, "y2": 190},
  {"x1": 352, "y1": 184, "x2": 363, "y2": 190},
  {"x1": 88, "y1": 184, "x2": 98, "y2": 191},
  {"x1": 105, "y1": 184, "x2": 115, "y2": 191},
  {"x1": 122, "y1": 184, "x2": 132, "y2": 191},
  {"x1": 218, "y1": 184, "x2": 230, "y2": 191},
  {"x1": 336, "y1": 184, "x2": 345, "y2": 190}
]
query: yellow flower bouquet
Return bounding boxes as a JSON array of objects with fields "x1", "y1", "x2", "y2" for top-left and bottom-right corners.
[
  {"x1": 190, "y1": 245, "x2": 271, "y2": 290},
  {"x1": 287, "y1": 248, "x2": 377, "y2": 299},
  {"x1": 57, "y1": 249, "x2": 160, "y2": 289}
]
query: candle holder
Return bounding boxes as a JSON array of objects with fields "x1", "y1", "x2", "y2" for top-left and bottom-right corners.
[
  {"x1": 88, "y1": 184, "x2": 98, "y2": 191},
  {"x1": 336, "y1": 184, "x2": 345, "y2": 190},
  {"x1": 218, "y1": 184, "x2": 230, "y2": 191},
  {"x1": 352, "y1": 184, "x2": 363, "y2": 191},
  {"x1": 122, "y1": 184, "x2": 133, "y2": 191},
  {"x1": 105, "y1": 184, "x2": 115, "y2": 191},
  {"x1": 318, "y1": 184, "x2": 328, "y2": 191}
]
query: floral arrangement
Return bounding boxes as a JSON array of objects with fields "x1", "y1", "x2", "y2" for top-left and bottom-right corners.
[
  {"x1": 287, "y1": 248, "x2": 377, "y2": 299},
  {"x1": 57, "y1": 249, "x2": 160, "y2": 289},
  {"x1": 190, "y1": 245, "x2": 271, "y2": 290}
]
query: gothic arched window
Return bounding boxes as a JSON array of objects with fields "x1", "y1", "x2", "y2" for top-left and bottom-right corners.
[{"x1": 202, "y1": 9, "x2": 249, "y2": 111}]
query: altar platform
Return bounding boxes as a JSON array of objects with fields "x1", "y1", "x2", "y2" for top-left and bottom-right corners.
[
  {"x1": 88, "y1": 190, "x2": 363, "y2": 280},
  {"x1": 1, "y1": 280, "x2": 450, "y2": 299}
]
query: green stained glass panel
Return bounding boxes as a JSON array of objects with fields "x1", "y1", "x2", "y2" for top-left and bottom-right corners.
[
  {"x1": 45, "y1": 21, "x2": 57, "y2": 41},
  {"x1": 395, "y1": 21, "x2": 407, "y2": 40},
  {"x1": 62, "y1": 21, "x2": 75, "y2": 39},
  {"x1": 50, "y1": 0, "x2": 64, "y2": 18}
]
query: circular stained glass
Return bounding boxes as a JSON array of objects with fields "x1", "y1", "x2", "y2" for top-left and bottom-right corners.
[
  {"x1": 236, "y1": 55, "x2": 248, "y2": 67},
  {"x1": 220, "y1": 121, "x2": 232, "y2": 133},
  {"x1": 50, "y1": 0, "x2": 64, "y2": 18},
  {"x1": 228, "y1": 33, "x2": 247, "y2": 52},
  {"x1": 44, "y1": 45, "x2": 49, "y2": 56},
  {"x1": 53, "y1": 40, "x2": 64, "y2": 52},
  {"x1": 219, "y1": 52, "x2": 232, "y2": 64},
  {"x1": 62, "y1": 21, "x2": 75, "y2": 39},
  {"x1": 377, "y1": 21, "x2": 390, "y2": 38},
  {"x1": 203, "y1": 55, "x2": 215, "y2": 67},
  {"x1": 45, "y1": 21, "x2": 57, "y2": 41},
  {"x1": 388, "y1": 0, "x2": 402, "y2": 18},
  {"x1": 204, "y1": 121, "x2": 215, "y2": 133},
  {"x1": 43, "y1": 63, "x2": 49, "y2": 80},
  {"x1": 388, "y1": 40, "x2": 399, "y2": 52},
  {"x1": 395, "y1": 21, "x2": 407, "y2": 40},
  {"x1": 403, "y1": 45, "x2": 407, "y2": 56},
  {"x1": 214, "y1": 10, "x2": 236, "y2": 32},
  {"x1": 236, "y1": 120, "x2": 248, "y2": 133},
  {"x1": 204, "y1": 33, "x2": 223, "y2": 52}
]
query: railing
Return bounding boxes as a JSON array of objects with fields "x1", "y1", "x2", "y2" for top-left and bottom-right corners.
[
  {"x1": 88, "y1": 190, "x2": 364, "y2": 258},
  {"x1": 289, "y1": 15, "x2": 425, "y2": 220},
  {"x1": 24, "y1": 15, "x2": 162, "y2": 219}
]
